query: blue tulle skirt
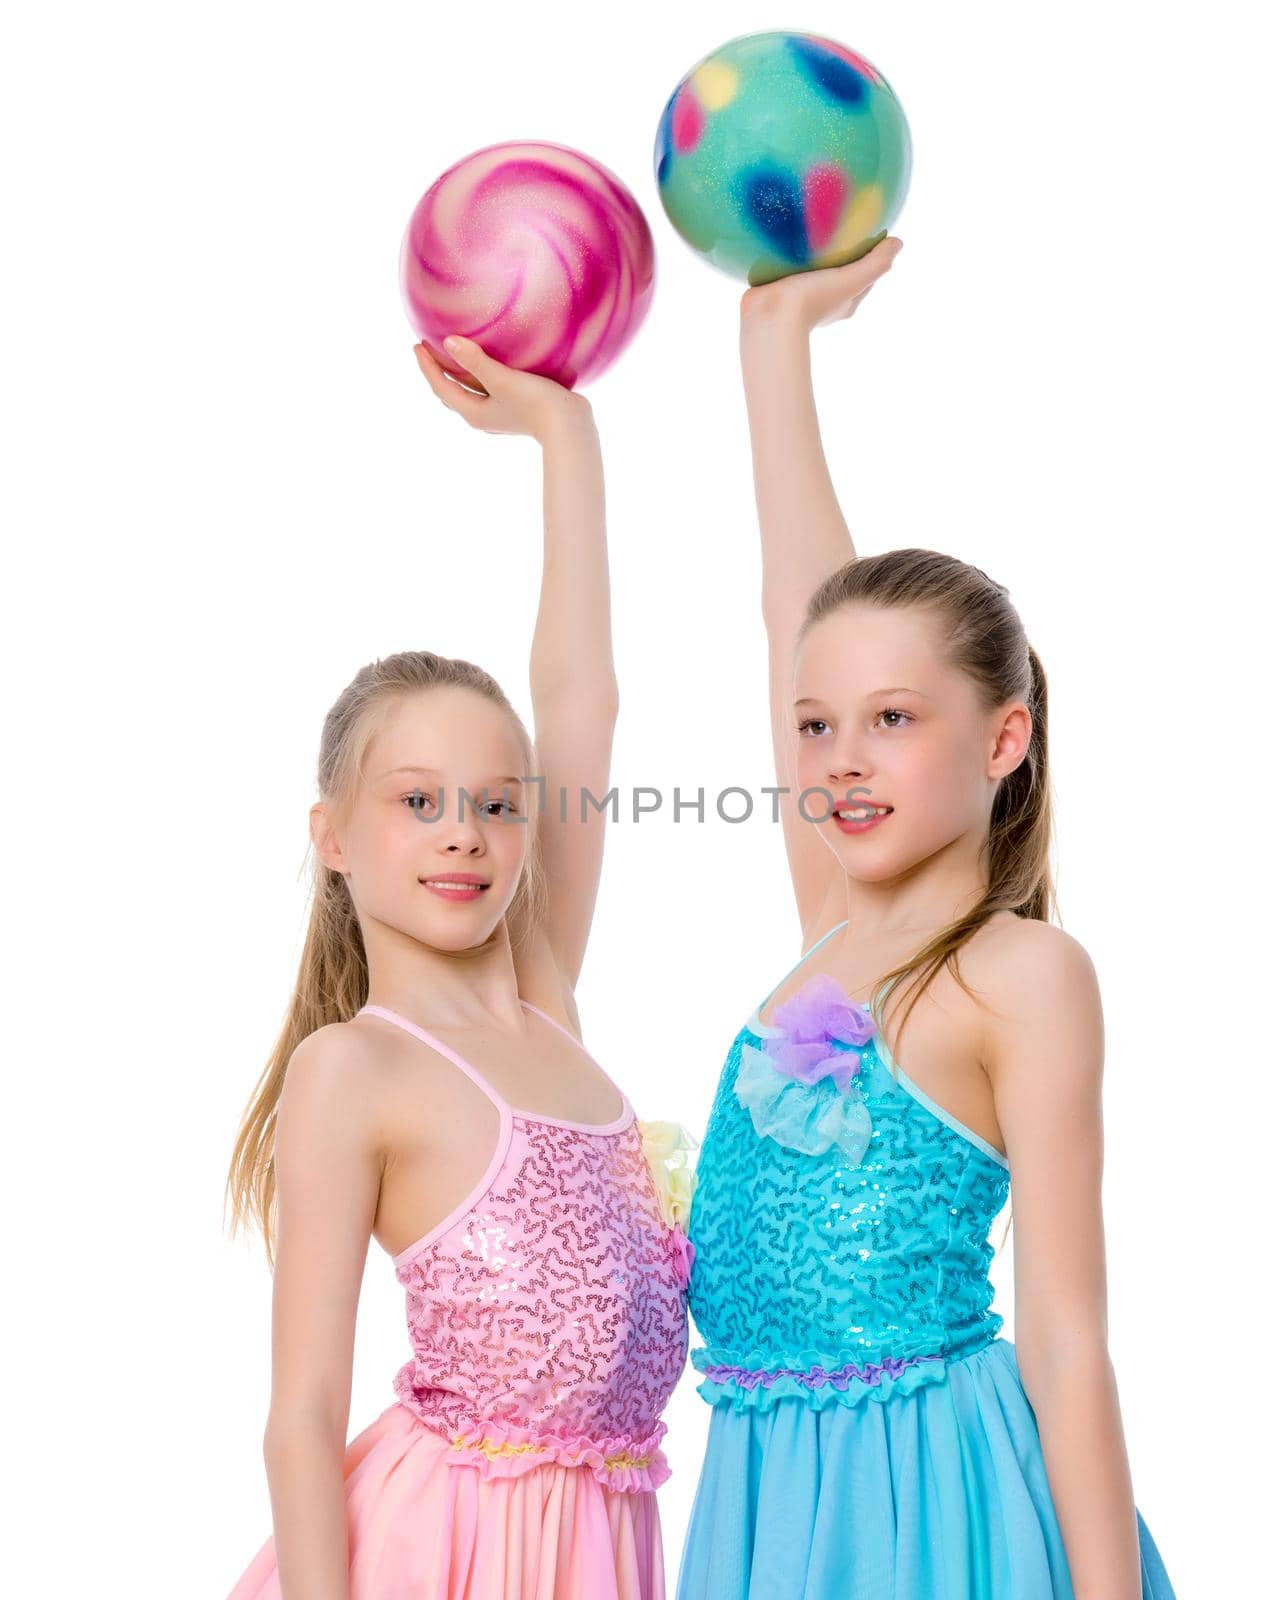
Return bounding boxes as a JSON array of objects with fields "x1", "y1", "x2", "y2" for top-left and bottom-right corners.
[{"x1": 675, "y1": 1337, "x2": 1176, "y2": 1600}]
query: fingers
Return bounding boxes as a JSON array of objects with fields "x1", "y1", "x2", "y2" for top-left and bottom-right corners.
[
  {"x1": 414, "y1": 342, "x2": 489, "y2": 418},
  {"x1": 864, "y1": 235, "x2": 903, "y2": 265},
  {"x1": 821, "y1": 237, "x2": 902, "y2": 319},
  {"x1": 443, "y1": 335, "x2": 497, "y2": 397},
  {"x1": 843, "y1": 236, "x2": 902, "y2": 287}
]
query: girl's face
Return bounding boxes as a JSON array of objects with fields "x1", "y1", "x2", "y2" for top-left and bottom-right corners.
[
  {"x1": 319, "y1": 687, "x2": 532, "y2": 953},
  {"x1": 791, "y1": 604, "x2": 1028, "y2": 883}
]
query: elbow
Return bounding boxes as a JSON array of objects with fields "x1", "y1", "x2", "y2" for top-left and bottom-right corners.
[
  {"x1": 597, "y1": 678, "x2": 621, "y2": 721},
  {"x1": 1015, "y1": 1325, "x2": 1115, "y2": 1405},
  {"x1": 532, "y1": 673, "x2": 620, "y2": 721},
  {"x1": 262, "y1": 1404, "x2": 347, "y2": 1464},
  {"x1": 761, "y1": 592, "x2": 808, "y2": 647}
]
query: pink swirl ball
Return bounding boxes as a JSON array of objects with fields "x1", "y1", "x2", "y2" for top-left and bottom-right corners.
[{"x1": 400, "y1": 140, "x2": 656, "y2": 391}]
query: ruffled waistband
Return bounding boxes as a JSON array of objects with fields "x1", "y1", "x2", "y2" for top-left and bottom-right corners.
[
  {"x1": 439, "y1": 1416, "x2": 671, "y2": 1493},
  {"x1": 691, "y1": 1340, "x2": 968, "y2": 1413}
]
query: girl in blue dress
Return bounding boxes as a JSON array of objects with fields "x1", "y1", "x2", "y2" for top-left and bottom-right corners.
[{"x1": 675, "y1": 237, "x2": 1178, "y2": 1599}]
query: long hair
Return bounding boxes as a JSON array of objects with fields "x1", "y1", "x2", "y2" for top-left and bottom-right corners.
[
  {"x1": 223, "y1": 650, "x2": 549, "y2": 1269},
  {"x1": 803, "y1": 549, "x2": 1057, "y2": 1250}
]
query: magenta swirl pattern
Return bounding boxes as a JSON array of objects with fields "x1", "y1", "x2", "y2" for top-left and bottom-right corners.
[
  {"x1": 400, "y1": 140, "x2": 655, "y2": 391},
  {"x1": 392, "y1": 1113, "x2": 689, "y2": 1492}
]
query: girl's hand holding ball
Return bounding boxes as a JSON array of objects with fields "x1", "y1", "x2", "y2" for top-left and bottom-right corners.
[
  {"x1": 414, "y1": 335, "x2": 594, "y2": 444},
  {"x1": 740, "y1": 235, "x2": 904, "y2": 339}
]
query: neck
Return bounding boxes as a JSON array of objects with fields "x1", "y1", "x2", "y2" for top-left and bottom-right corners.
[{"x1": 363, "y1": 920, "x2": 526, "y2": 1030}]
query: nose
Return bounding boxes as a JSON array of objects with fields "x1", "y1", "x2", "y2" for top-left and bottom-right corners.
[
  {"x1": 435, "y1": 798, "x2": 487, "y2": 855},
  {"x1": 827, "y1": 744, "x2": 873, "y2": 802},
  {"x1": 827, "y1": 752, "x2": 868, "y2": 784},
  {"x1": 442, "y1": 819, "x2": 486, "y2": 854}
]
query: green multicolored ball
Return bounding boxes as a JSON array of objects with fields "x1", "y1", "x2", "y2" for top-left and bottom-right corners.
[{"x1": 654, "y1": 31, "x2": 912, "y2": 286}]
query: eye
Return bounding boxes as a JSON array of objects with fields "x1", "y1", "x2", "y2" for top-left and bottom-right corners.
[
  {"x1": 798, "y1": 717, "x2": 829, "y2": 736},
  {"x1": 875, "y1": 706, "x2": 913, "y2": 729},
  {"x1": 402, "y1": 788, "x2": 439, "y2": 814},
  {"x1": 485, "y1": 798, "x2": 518, "y2": 817}
]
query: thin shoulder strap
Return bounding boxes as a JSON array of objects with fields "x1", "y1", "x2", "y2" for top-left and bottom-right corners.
[
  {"x1": 756, "y1": 919, "x2": 850, "y2": 1011},
  {"x1": 520, "y1": 1000, "x2": 633, "y2": 1111},
  {"x1": 356, "y1": 1003, "x2": 512, "y2": 1119}
]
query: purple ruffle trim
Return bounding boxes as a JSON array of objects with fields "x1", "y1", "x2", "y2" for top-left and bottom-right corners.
[
  {"x1": 772, "y1": 973, "x2": 877, "y2": 1046},
  {"x1": 700, "y1": 1352, "x2": 943, "y2": 1392},
  {"x1": 762, "y1": 973, "x2": 879, "y2": 1091}
]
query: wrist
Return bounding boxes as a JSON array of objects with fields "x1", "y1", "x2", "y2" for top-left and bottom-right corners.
[
  {"x1": 536, "y1": 394, "x2": 597, "y2": 450},
  {"x1": 740, "y1": 299, "x2": 812, "y2": 359}
]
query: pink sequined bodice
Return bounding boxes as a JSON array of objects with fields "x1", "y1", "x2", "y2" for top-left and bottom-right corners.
[{"x1": 357, "y1": 1001, "x2": 691, "y2": 1493}]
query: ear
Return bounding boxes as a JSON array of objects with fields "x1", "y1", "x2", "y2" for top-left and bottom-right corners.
[
  {"x1": 309, "y1": 801, "x2": 347, "y2": 875},
  {"x1": 990, "y1": 700, "x2": 1033, "y2": 780}
]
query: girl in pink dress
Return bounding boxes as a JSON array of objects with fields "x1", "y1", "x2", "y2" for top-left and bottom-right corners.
[{"x1": 223, "y1": 336, "x2": 695, "y2": 1600}]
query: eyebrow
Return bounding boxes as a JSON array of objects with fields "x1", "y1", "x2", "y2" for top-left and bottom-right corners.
[
  {"x1": 378, "y1": 766, "x2": 526, "y2": 784},
  {"x1": 794, "y1": 686, "x2": 931, "y2": 706}
]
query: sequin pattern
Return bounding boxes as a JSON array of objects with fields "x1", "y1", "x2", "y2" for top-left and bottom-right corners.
[
  {"x1": 688, "y1": 1015, "x2": 1011, "y2": 1412},
  {"x1": 393, "y1": 1114, "x2": 690, "y2": 1491}
]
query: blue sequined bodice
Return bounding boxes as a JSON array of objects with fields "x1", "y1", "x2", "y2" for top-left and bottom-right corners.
[{"x1": 687, "y1": 933, "x2": 1012, "y2": 1413}]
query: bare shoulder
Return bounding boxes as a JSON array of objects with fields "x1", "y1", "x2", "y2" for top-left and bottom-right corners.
[
  {"x1": 278, "y1": 1018, "x2": 398, "y2": 1151},
  {"x1": 966, "y1": 911, "x2": 1098, "y2": 992},
  {"x1": 963, "y1": 913, "x2": 1103, "y2": 1084}
]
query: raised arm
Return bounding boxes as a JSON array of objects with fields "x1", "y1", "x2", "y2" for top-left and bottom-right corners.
[
  {"x1": 737, "y1": 237, "x2": 902, "y2": 943},
  {"x1": 416, "y1": 337, "x2": 616, "y2": 1005},
  {"x1": 525, "y1": 400, "x2": 616, "y2": 993}
]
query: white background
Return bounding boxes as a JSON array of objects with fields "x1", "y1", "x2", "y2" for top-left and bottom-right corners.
[{"x1": 5, "y1": 2, "x2": 1274, "y2": 1594}]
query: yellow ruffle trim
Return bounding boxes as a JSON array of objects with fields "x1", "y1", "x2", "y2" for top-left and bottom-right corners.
[
  {"x1": 451, "y1": 1435, "x2": 654, "y2": 1470},
  {"x1": 637, "y1": 1118, "x2": 699, "y2": 1231},
  {"x1": 453, "y1": 1435, "x2": 545, "y2": 1460}
]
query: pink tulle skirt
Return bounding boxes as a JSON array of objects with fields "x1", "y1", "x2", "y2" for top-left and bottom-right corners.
[{"x1": 226, "y1": 1400, "x2": 665, "y2": 1600}]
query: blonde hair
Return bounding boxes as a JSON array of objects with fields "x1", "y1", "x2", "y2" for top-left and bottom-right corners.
[
  {"x1": 224, "y1": 650, "x2": 548, "y2": 1268},
  {"x1": 804, "y1": 549, "x2": 1057, "y2": 1246}
]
